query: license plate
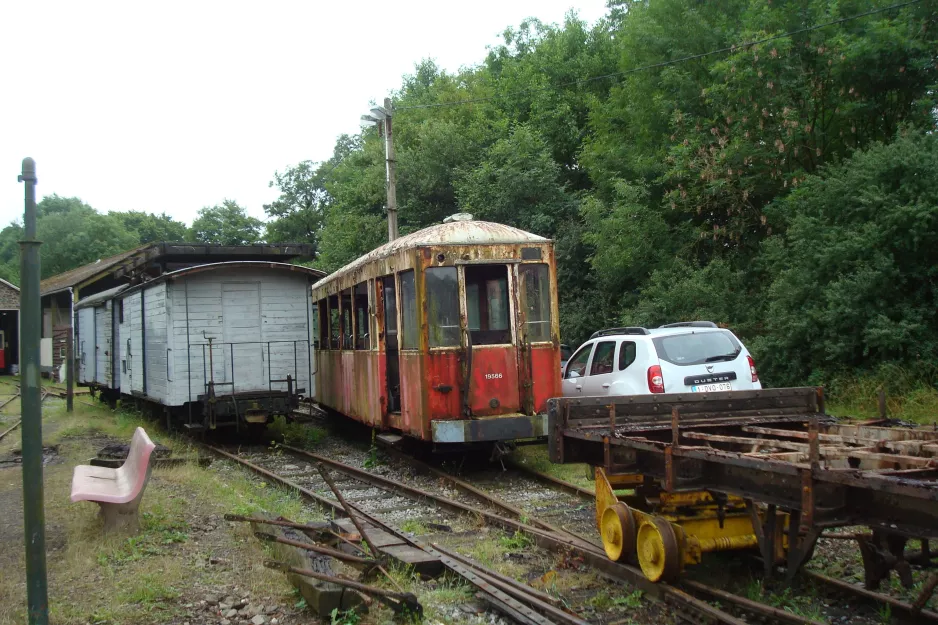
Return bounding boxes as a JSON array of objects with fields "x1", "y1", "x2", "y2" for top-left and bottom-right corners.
[{"x1": 691, "y1": 382, "x2": 732, "y2": 392}]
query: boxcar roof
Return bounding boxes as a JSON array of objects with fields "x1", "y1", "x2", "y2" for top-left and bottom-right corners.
[
  {"x1": 312, "y1": 220, "x2": 549, "y2": 290},
  {"x1": 75, "y1": 284, "x2": 129, "y2": 309},
  {"x1": 117, "y1": 261, "x2": 326, "y2": 297}
]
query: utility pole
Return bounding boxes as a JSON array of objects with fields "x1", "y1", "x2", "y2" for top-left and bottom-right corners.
[
  {"x1": 361, "y1": 98, "x2": 398, "y2": 242},
  {"x1": 382, "y1": 97, "x2": 398, "y2": 242},
  {"x1": 18, "y1": 157, "x2": 49, "y2": 625}
]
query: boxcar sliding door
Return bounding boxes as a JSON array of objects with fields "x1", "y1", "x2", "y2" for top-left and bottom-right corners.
[{"x1": 221, "y1": 282, "x2": 264, "y2": 392}]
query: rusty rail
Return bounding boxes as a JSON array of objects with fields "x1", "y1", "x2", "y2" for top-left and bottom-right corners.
[
  {"x1": 0, "y1": 392, "x2": 20, "y2": 411},
  {"x1": 264, "y1": 560, "x2": 421, "y2": 615},
  {"x1": 803, "y1": 569, "x2": 938, "y2": 623},
  {"x1": 0, "y1": 418, "x2": 22, "y2": 442},
  {"x1": 253, "y1": 531, "x2": 375, "y2": 565}
]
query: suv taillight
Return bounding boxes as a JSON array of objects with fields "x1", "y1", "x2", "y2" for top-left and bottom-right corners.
[
  {"x1": 748, "y1": 355, "x2": 759, "y2": 383},
  {"x1": 647, "y1": 365, "x2": 665, "y2": 393}
]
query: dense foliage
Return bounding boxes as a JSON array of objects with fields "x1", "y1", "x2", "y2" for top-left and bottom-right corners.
[
  {"x1": 2, "y1": 1, "x2": 935, "y2": 391},
  {"x1": 262, "y1": 0, "x2": 937, "y2": 386}
]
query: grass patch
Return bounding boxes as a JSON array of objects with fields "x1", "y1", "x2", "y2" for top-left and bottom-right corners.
[
  {"x1": 267, "y1": 414, "x2": 327, "y2": 449},
  {"x1": 824, "y1": 364, "x2": 938, "y2": 424},
  {"x1": 744, "y1": 579, "x2": 825, "y2": 621},
  {"x1": 509, "y1": 445, "x2": 595, "y2": 491},
  {"x1": 0, "y1": 394, "x2": 320, "y2": 625},
  {"x1": 400, "y1": 519, "x2": 429, "y2": 535},
  {"x1": 498, "y1": 530, "x2": 533, "y2": 550}
]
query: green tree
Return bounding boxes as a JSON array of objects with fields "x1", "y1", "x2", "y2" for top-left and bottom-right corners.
[
  {"x1": 456, "y1": 124, "x2": 577, "y2": 236},
  {"x1": 189, "y1": 200, "x2": 263, "y2": 245},
  {"x1": 36, "y1": 198, "x2": 140, "y2": 278},
  {"x1": 264, "y1": 160, "x2": 328, "y2": 254},
  {"x1": 111, "y1": 210, "x2": 188, "y2": 243},
  {"x1": 757, "y1": 130, "x2": 938, "y2": 386}
]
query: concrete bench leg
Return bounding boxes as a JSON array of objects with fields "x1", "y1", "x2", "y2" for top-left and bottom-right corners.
[
  {"x1": 97, "y1": 493, "x2": 145, "y2": 531},
  {"x1": 97, "y1": 465, "x2": 153, "y2": 532}
]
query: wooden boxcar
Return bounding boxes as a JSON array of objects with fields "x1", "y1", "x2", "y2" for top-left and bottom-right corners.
[
  {"x1": 76, "y1": 285, "x2": 127, "y2": 391},
  {"x1": 310, "y1": 218, "x2": 561, "y2": 445},
  {"x1": 75, "y1": 261, "x2": 324, "y2": 430}
]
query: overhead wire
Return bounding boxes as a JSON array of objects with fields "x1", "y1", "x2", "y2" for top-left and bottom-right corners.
[{"x1": 393, "y1": 0, "x2": 924, "y2": 111}]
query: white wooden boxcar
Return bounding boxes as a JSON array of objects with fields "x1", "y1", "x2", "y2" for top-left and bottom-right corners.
[
  {"x1": 77, "y1": 261, "x2": 324, "y2": 430},
  {"x1": 75, "y1": 285, "x2": 127, "y2": 393}
]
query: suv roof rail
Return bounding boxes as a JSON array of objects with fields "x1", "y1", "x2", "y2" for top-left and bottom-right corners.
[
  {"x1": 589, "y1": 327, "x2": 650, "y2": 339},
  {"x1": 659, "y1": 321, "x2": 719, "y2": 329}
]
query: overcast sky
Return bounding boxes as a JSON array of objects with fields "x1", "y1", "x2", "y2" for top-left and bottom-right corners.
[{"x1": 0, "y1": 0, "x2": 609, "y2": 228}]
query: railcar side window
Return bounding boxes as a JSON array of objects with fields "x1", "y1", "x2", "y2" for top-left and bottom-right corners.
[
  {"x1": 520, "y1": 264, "x2": 551, "y2": 342},
  {"x1": 318, "y1": 299, "x2": 329, "y2": 349},
  {"x1": 328, "y1": 294, "x2": 340, "y2": 350},
  {"x1": 464, "y1": 265, "x2": 510, "y2": 345},
  {"x1": 353, "y1": 283, "x2": 369, "y2": 350},
  {"x1": 341, "y1": 289, "x2": 353, "y2": 350},
  {"x1": 312, "y1": 301, "x2": 320, "y2": 350},
  {"x1": 426, "y1": 267, "x2": 459, "y2": 347},
  {"x1": 399, "y1": 270, "x2": 418, "y2": 349}
]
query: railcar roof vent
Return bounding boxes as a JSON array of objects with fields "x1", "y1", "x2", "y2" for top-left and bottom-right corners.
[{"x1": 443, "y1": 213, "x2": 474, "y2": 223}]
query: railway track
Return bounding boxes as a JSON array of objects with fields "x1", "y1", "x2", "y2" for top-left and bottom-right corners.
[{"x1": 204, "y1": 436, "x2": 859, "y2": 625}]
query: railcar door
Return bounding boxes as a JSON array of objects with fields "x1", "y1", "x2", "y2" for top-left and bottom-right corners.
[
  {"x1": 461, "y1": 264, "x2": 521, "y2": 416},
  {"x1": 378, "y1": 276, "x2": 401, "y2": 416},
  {"x1": 517, "y1": 262, "x2": 557, "y2": 414}
]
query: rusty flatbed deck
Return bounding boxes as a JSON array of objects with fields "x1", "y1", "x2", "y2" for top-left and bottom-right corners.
[{"x1": 548, "y1": 387, "x2": 938, "y2": 537}]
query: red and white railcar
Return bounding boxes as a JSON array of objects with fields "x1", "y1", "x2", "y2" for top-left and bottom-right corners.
[{"x1": 310, "y1": 217, "x2": 561, "y2": 445}]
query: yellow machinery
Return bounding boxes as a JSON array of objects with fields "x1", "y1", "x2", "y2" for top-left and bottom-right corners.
[{"x1": 595, "y1": 468, "x2": 787, "y2": 582}]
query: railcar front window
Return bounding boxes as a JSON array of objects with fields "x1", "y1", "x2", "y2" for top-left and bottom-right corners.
[
  {"x1": 399, "y1": 270, "x2": 418, "y2": 350},
  {"x1": 520, "y1": 264, "x2": 551, "y2": 342},
  {"x1": 328, "y1": 295, "x2": 340, "y2": 349},
  {"x1": 354, "y1": 282, "x2": 369, "y2": 350},
  {"x1": 426, "y1": 267, "x2": 459, "y2": 347},
  {"x1": 341, "y1": 289, "x2": 353, "y2": 349},
  {"x1": 464, "y1": 265, "x2": 511, "y2": 345}
]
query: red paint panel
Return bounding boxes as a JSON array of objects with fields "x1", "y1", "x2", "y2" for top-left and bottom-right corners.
[
  {"x1": 399, "y1": 352, "x2": 427, "y2": 439},
  {"x1": 530, "y1": 345, "x2": 561, "y2": 413},
  {"x1": 426, "y1": 351, "x2": 460, "y2": 420},
  {"x1": 469, "y1": 346, "x2": 520, "y2": 416}
]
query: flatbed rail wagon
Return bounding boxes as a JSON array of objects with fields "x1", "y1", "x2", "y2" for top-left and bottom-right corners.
[{"x1": 548, "y1": 387, "x2": 938, "y2": 584}]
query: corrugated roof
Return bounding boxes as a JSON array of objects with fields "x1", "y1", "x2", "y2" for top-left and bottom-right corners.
[
  {"x1": 312, "y1": 220, "x2": 548, "y2": 290},
  {"x1": 40, "y1": 245, "x2": 148, "y2": 296}
]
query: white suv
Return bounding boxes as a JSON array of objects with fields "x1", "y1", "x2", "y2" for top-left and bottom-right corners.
[{"x1": 562, "y1": 322, "x2": 761, "y2": 397}]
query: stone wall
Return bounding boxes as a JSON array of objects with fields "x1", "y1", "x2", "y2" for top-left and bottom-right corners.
[{"x1": 0, "y1": 282, "x2": 18, "y2": 309}]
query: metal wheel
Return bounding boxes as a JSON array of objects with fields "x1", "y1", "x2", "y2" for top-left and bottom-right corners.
[
  {"x1": 636, "y1": 517, "x2": 681, "y2": 583},
  {"x1": 600, "y1": 502, "x2": 635, "y2": 562}
]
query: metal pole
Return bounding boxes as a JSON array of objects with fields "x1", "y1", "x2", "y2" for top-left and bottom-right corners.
[
  {"x1": 383, "y1": 97, "x2": 398, "y2": 242},
  {"x1": 17, "y1": 157, "x2": 49, "y2": 625},
  {"x1": 65, "y1": 326, "x2": 73, "y2": 412}
]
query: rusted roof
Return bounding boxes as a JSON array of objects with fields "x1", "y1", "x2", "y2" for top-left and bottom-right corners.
[
  {"x1": 313, "y1": 220, "x2": 549, "y2": 289},
  {"x1": 40, "y1": 245, "x2": 148, "y2": 296}
]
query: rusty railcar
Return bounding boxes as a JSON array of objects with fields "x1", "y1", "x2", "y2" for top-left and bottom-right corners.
[{"x1": 310, "y1": 218, "x2": 561, "y2": 446}]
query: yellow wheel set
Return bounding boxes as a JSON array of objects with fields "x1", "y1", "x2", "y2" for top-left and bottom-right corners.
[{"x1": 595, "y1": 468, "x2": 783, "y2": 582}]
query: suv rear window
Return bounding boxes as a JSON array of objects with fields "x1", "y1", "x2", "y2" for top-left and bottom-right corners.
[{"x1": 652, "y1": 331, "x2": 741, "y2": 366}]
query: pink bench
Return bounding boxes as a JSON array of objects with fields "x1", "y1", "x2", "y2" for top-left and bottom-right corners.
[{"x1": 71, "y1": 427, "x2": 156, "y2": 531}]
